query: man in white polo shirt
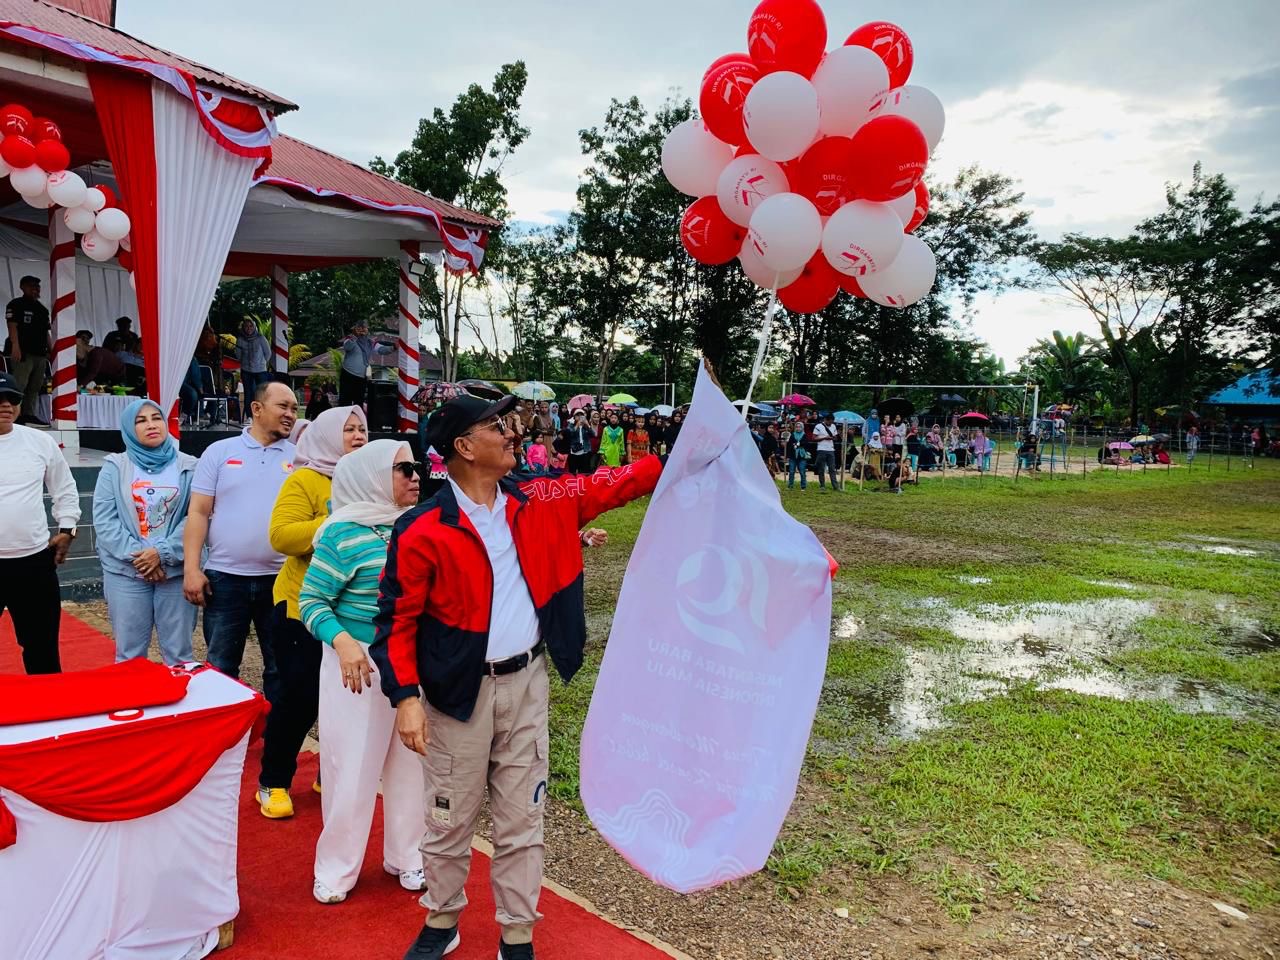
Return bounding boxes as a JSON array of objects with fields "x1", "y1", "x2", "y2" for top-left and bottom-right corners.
[
  {"x1": 811, "y1": 412, "x2": 839, "y2": 490},
  {"x1": 184, "y1": 380, "x2": 297, "y2": 697},
  {"x1": 0, "y1": 372, "x2": 80, "y2": 673}
]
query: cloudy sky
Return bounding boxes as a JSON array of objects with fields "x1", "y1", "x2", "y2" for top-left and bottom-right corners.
[{"x1": 123, "y1": 0, "x2": 1279, "y2": 367}]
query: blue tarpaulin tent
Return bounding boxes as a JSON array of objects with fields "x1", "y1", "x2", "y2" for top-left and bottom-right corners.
[{"x1": 1206, "y1": 371, "x2": 1280, "y2": 407}]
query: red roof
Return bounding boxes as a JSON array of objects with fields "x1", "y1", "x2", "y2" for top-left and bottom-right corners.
[
  {"x1": 0, "y1": 0, "x2": 296, "y2": 111},
  {"x1": 265, "y1": 135, "x2": 501, "y2": 230}
]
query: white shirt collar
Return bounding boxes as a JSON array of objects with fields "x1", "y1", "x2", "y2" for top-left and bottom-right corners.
[{"x1": 448, "y1": 477, "x2": 505, "y2": 518}]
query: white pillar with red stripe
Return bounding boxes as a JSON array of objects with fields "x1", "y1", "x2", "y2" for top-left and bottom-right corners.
[
  {"x1": 397, "y1": 241, "x2": 421, "y2": 433},
  {"x1": 48, "y1": 210, "x2": 78, "y2": 452},
  {"x1": 271, "y1": 265, "x2": 289, "y2": 374}
]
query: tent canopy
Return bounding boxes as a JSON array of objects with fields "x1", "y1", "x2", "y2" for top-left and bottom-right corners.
[{"x1": 1206, "y1": 371, "x2": 1280, "y2": 407}]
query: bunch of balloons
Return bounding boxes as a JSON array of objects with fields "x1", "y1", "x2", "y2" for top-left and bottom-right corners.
[
  {"x1": 662, "y1": 0, "x2": 942, "y2": 313},
  {"x1": 0, "y1": 103, "x2": 134, "y2": 269}
]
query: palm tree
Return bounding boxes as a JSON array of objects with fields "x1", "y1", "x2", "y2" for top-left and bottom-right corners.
[{"x1": 1030, "y1": 330, "x2": 1106, "y2": 409}]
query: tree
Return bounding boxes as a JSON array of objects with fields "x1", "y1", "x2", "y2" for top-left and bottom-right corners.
[
  {"x1": 379, "y1": 62, "x2": 529, "y2": 381},
  {"x1": 1018, "y1": 330, "x2": 1107, "y2": 409}
]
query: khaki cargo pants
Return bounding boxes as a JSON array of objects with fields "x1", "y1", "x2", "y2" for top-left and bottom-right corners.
[{"x1": 420, "y1": 655, "x2": 550, "y2": 944}]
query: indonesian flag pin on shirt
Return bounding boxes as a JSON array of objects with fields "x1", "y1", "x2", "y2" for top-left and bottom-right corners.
[{"x1": 579, "y1": 361, "x2": 835, "y2": 893}]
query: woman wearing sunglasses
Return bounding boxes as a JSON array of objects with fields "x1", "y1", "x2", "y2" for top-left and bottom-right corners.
[{"x1": 299, "y1": 439, "x2": 424, "y2": 904}]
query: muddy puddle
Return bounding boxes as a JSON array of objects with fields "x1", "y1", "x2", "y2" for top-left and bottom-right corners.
[{"x1": 820, "y1": 598, "x2": 1277, "y2": 744}]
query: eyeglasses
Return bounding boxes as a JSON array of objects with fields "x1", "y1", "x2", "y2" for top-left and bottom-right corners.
[
  {"x1": 463, "y1": 416, "x2": 508, "y2": 438},
  {"x1": 392, "y1": 461, "x2": 423, "y2": 478}
]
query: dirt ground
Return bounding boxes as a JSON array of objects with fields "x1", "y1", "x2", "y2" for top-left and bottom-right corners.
[{"x1": 67, "y1": 600, "x2": 1278, "y2": 960}]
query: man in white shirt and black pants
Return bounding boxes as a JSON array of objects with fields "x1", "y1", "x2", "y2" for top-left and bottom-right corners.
[
  {"x1": 0, "y1": 372, "x2": 80, "y2": 672},
  {"x1": 812, "y1": 412, "x2": 840, "y2": 490}
]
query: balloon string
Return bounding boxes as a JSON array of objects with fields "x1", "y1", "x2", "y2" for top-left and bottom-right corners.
[{"x1": 741, "y1": 276, "x2": 779, "y2": 420}]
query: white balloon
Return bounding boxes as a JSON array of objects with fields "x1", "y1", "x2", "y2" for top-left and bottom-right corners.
[
  {"x1": 870, "y1": 85, "x2": 946, "y2": 153},
  {"x1": 0, "y1": 156, "x2": 11, "y2": 178},
  {"x1": 83, "y1": 186, "x2": 107, "y2": 212},
  {"x1": 120, "y1": 233, "x2": 132, "y2": 252},
  {"x1": 661, "y1": 119, "x2": 735, "y2": 198},
  {"x1": 9, "y1": 164, "x2": 48, "y2": 197},
  {"x1": 745, "y1": 192, "x2": 822, "y2": 272},
  {"x1": 45, "y1": 170, "x2": 87, "y2": 208},
  {"x1": 63, "y1": 205, "x2": 97, "y2": 233},
  {"x1": 716, "y1": 153, "x2": 790, "y2": 227},
  {"x1": 94, "y1": 206, "x2": 132, "y2": 241},
  {"x1": 860, "y1": 234, "x2": 937, "y2": 308},
  {"x1": 22, "y1": 188, "x2": 53, "y2": 209},
  {"x1": 886, "y1": 189, "x2": 917, "y2": 228},
  {"x1": 81, "y1": 229, "x2": 119, "y2": 263},
  {"x1": 812, "y1": 46, "x2": 890, "y2": 138},
  {"x1": 738, "y1": 239, "x2": 803, "y2": 290},
  {"x1": 742, "y1": 71, "x2": 820, "y2": 162},
  {"x1": 821, "y1": 200, "x2": 905, "y2": 277}
]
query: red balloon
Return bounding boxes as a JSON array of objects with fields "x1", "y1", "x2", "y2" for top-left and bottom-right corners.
[
  {"x1": 680, "y1": 196, "x2": 745, "y2": 265},
  {"x1": 31, "y1": 117, "x2": 62, "y2": 142},
  {"x1": 747, "y1": 0, "x2": 827, "y2": 78},
  {"x1": 837, "y1": 273, "x2": 866, "y2": 297},
  {"x1": 845, "y1": 21, "x2": 914, "y2": 89},
  {"x1": 96, "y1": 184, "x2": 118, "y2": 209},
  {"x1": 779, "y1": 252, "x2": 840, "y2": 313},
  {"x1": 0, "y1": 103, "x2": 32, "y2": 137},
  {"x1": 848, "y1": 116, "x2": 928, "y2": 202},
  {"x1": 33, "y1": 138, "x2": 70, "y2": 173},
  {"x1": 700, "y1": 53, "x2": 760, "y2": 146},
  {"x1": 0, "y1": 134, "x2": 36, "y2": 169},
  {"x1": 794, "y1": 136, "x2": 857, "y2": 217},
  {"x1": 904, "y1": 181, "x2": 929, "y2": 232}
]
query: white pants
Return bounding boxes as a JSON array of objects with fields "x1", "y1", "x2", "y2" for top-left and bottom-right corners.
[{"x1": 314, "y1": 643, "x2": 426, "y2": 893}]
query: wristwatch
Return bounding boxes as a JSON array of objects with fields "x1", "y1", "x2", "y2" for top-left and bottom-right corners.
[{"x1": 58, "y1": 527, "x2": 77, "y2": 540}]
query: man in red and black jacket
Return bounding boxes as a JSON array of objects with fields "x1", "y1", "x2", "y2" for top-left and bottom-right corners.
[{"x1": 370, "y1": 393, "x2": 662, "y2": 960}]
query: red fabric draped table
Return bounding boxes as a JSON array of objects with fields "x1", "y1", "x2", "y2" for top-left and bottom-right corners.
[{"x1": 0, "y1": 662, "x2": 266, "y2": 960}]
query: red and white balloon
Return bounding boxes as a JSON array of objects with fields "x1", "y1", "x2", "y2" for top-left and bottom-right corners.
[{"x1": 658, "y1": 3, "x2": 945, "y2": 311}]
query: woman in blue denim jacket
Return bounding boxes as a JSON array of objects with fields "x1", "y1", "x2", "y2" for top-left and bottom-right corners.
[{"x1": 92, "y1": 398, "x2": 200, "y2": 664}]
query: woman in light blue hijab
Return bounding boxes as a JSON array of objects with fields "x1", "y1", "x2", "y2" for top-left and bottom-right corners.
[{"x1": 91, "y1": 398, "x2": 200, "y2": 664}]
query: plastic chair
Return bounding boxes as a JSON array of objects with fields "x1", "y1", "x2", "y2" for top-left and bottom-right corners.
[{"x1": 199, "y1": 365, "x2": 229, "y2": 426}]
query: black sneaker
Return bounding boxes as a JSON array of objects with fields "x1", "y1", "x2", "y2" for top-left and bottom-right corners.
[
  {"x1": 498, "y1": 942, "x2": 535, "y2": 960},
  {"x1": 402, "y1": 924, "x2": 459, "y2": 959}
]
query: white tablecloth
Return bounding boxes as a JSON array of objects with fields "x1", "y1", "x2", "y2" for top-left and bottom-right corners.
[
  {"x1": 0, "y1": 669, "x2": 256, "y2": 960},
  {"x1": 76, "y1": 393, "x2": 135, "y2": 430}
]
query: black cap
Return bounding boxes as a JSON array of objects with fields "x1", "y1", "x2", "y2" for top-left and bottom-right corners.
[
  {"x1": 0, "y1": 372, "x2": 23, "y2": 400},
  {"x1": 424, "y1": 394, "x2": 517, "y2": 460}
]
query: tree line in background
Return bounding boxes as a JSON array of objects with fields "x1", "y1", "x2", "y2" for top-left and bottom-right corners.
[{"x1": 211, "y1": 64, "x2": 1278, "y2": 420}]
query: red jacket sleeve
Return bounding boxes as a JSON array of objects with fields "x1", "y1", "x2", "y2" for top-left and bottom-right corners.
[
  {"x1": 371, "y1": 513, "x2": 434, "y2": 706},
  {"x1": 518, "y1": 455, "x2": 663, "y2": 528}
]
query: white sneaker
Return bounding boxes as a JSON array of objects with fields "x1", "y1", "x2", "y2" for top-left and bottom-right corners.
[
  {"x1": 313, "y1": 879, "x2": 347, "y2": 904},
  {"x1": 384, "y1": 861, "x2": 427, "y2": 891}
]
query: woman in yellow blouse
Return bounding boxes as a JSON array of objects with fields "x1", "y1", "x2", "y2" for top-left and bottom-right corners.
[{"x1": 255, "y1": 404, "x2": 367, "y2": 820}]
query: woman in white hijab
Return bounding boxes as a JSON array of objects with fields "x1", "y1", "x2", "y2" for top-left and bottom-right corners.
[{"x1": 299, "y1": 439, "x2": 424, "y2": 904}]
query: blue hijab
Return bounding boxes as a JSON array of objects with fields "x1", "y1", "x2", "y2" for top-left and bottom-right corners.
[{"x1": 120, "y1": 398, "x2": 178, "y2": 473}]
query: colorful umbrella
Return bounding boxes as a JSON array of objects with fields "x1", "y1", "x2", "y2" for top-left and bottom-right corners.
[
  {"x1": 607, "y1": 392, "x2": 638, "y2": 404},
  {"x1": 512, "y1": 380, "x2": 555, "y2": 401},
  {"x1": 458, "y1": 378, "x2": 505, "y2": 400},
  {"x1": 778, "y1": 393, "x2": 816, "y2": 406},
  {"x1": 567, "y1": 393, "x2": 595, "y2": 412},
  {"x1": 1130, "y1": 434, "x2": 1155, "y2": 446},
  {"x1": 633, "y1": 407, "x2": 651, "y2": 416},
  {"x1": 1108, "y1": 441, "x2": 1134, "y2": 450},
  {"x1": 957, "y1": 411, "x2": 991, "y2": 426},
  {"x1": 652, "y1": 404, "x2": 675, "y2": 416},
  {"x1": 833, "y1": 410, "x2": 864, "y2": 424},
  {"x1": 410, "y1": 381, "x2": 467, "y2": 407}
]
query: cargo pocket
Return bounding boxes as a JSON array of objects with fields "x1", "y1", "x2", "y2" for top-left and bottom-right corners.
[
  {"x1": 425, "y1": 750, "x2": 454, "y2": 832},
  {"x1": 528, "y1": 734, "x2": 549, "y2": 815}
]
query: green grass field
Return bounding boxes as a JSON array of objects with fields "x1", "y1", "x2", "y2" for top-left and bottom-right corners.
[{"x1": 551, "y1": 458, "x2": 1280, "y2": 919}]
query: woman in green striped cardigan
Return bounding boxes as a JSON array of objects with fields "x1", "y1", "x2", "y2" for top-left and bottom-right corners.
[{"x1": 299, "y1": 439, "x2": 423, "y2": 905}]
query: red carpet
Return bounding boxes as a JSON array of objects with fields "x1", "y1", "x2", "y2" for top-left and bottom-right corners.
[
  {"x1": 0, "y1": 609, "x2": 116, "y2": 673},
  {"x1": 3, "y1": 608, "x2": 673, "y2": 959}
]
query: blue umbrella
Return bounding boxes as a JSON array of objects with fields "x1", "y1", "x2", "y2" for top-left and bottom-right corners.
[
  {"x1": 756, "y1": 402, "x2": 777, "y2": 415},
  {"x1": 833, "y1": 410, "x2": 865, "y2": 425}
]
